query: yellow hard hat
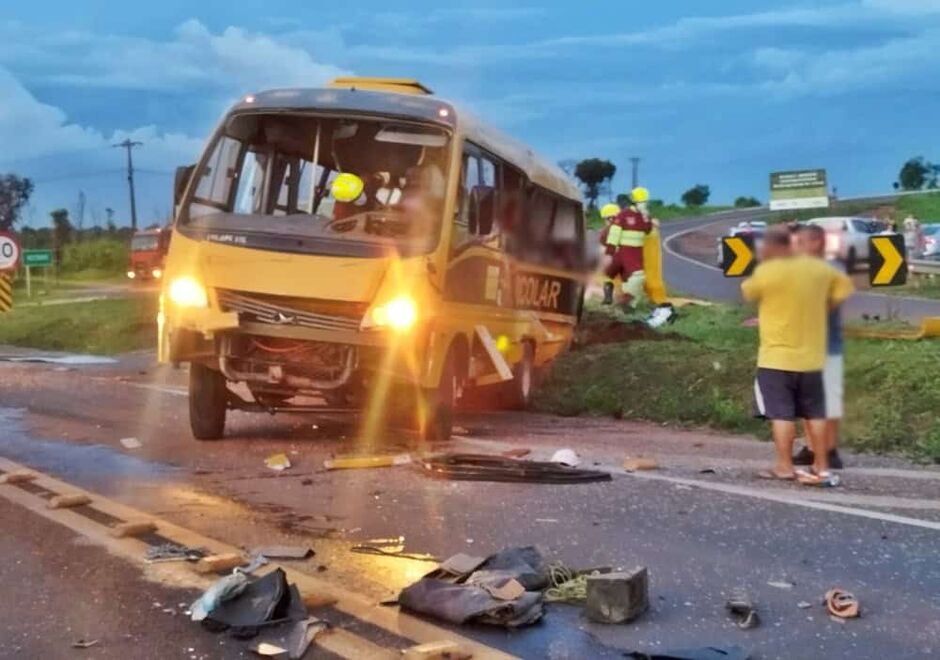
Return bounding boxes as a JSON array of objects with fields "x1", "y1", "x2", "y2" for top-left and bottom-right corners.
[
  {"x1": 331, "y1": 173, "x2": 364, "y2": 203},
  {"x1": 600, "y1": 203, "x2": 621, "y2": 219},
  {"x1": 631, "y1": 187, "x2": 650, "y2": 204}
]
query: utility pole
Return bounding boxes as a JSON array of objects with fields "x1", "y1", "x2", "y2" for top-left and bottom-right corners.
[
  {"x1": 114, "y1": 139, "x2": 143, "y2": 230},
  {"x1": 629, "y1": 156, "x2": 641, "y2": 189}
]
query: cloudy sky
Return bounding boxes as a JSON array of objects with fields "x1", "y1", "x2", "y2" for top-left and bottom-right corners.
[{"x1": 2, "y1": 0, "x2": 939, "y2": 227}]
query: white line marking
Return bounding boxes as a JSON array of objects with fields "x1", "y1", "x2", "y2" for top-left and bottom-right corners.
[
  {"x1": 662, "y1": 217, "x2": 733, "y2": 272},
  {"x1": 626, "y1": 471, "x2": 940, "y2": 532},
  {"x1": 121, "y1": 381, "x2": 187, "y2": 397}
]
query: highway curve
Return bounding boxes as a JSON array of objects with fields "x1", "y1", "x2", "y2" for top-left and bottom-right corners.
[{"x1": 660, "y1": 211, "x2": 940, "y2": 322}]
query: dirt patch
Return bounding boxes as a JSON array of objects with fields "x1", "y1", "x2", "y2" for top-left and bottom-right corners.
[{"x1": 574, "y1": 319, "x2": 681, "y2": 347}]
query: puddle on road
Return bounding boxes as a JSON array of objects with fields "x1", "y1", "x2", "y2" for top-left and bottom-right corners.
[{"x1": 0, "y1": 407, "x2": 179, "y2": 492}]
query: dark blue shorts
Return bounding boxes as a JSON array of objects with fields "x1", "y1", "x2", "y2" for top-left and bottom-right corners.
[{"x1": 753, "y1": 368, "x2": 825, "y2": 421}]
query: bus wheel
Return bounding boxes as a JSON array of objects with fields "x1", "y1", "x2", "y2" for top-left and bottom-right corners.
[
  {"x1": 504, "y1": 342, "x2": 535, "y2": 410},
  {"x1": 189, "y1": 362, "x2": 227, "y2": 440},
  {"x1": 420, "y1": 349, "x2": 458, "y2": 442}
]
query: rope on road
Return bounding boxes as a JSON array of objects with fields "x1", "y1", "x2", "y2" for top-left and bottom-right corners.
[{"x1": 544, "y1": 562, "x2": 588, "y2": 603}]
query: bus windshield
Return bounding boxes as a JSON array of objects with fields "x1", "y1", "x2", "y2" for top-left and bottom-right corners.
[{"x1": 182, "y1": 112, "x2": 450, "y2": 257}]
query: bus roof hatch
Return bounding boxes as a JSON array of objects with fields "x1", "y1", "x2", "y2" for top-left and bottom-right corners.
[{"x1": 328, "y1": 77, "x2": 434, "y2": 95}]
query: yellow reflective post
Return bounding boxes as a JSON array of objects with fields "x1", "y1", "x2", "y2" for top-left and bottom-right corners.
[
  {"x1": 643, "y1": 226, "x2": 668, "y2": 305},
  {"x1": 0, "y1": 273, "x2": 12, "y2": 313}
]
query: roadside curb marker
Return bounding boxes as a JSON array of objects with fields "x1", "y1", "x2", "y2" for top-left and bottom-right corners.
[
  {"x1": 109, "y1": 520, "x2": 158, "y2": 538},
  {"x1": 869, "y1": 235, "x2": 907, "y2": 287},
  {"x1": 0, "y1": 273, "x2": 12, "y2": 313},
  {"x1": 721, "y1": 235, "x2": 756, "y2": 278},
  {"x1": 0, "y1": 458, "x2": 515, "y2": 659},
  {"x1": 47, "y1": 493, "x2": 92, "y2": 509}
]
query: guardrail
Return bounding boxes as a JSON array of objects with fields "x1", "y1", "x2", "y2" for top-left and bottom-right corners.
[{"x1": 909, "y1": 259, "x2": 940, "y2": 276}]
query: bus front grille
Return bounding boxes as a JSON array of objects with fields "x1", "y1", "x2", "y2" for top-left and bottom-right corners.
[{"x1": 217, "y1": 289, "x2": 362, "y2": 333}]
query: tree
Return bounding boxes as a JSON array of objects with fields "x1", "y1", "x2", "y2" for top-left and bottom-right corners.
[
  {"x1": 574, "y1": 158, "x2": 617, "y2": 210},
  {"x1": 734, "y1": 196, "x2": 761, "y2": 208},
  {"x1": 50, "y1": 209, "x2": 73, "y2": 249},
  {"x1": 681, "y1": 184, "x2": 711, "y2": 208},
  {"x1": 0, "y1": 173, "x2": 34, "y2": 231},
  {"x1": 896, "y1": 157, "x2": 939, "y2": 191}
]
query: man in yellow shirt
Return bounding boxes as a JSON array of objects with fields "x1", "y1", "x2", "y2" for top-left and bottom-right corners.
[{"x1": 741, "y1": 226, "x2": 854, "y2": 485}]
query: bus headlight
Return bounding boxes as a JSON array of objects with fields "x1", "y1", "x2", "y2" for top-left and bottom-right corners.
[
  {"x1": 167, "y1": 277, "x2": 208, "y2": 308},
  {"x1": 152, "y1": 268, "x2": 163, "y2": 279},
  {"x1": 367, "y1": 296, "x2": 418, "y2": 331}
]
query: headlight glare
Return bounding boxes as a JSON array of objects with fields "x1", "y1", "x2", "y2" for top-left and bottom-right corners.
[{"x1": 168, "y1": 277, "x2": 208, "y2": 308}]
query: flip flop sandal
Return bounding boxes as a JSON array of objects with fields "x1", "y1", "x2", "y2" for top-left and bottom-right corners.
[
  {"x1": 825, "y1": 589, "x2": 860, "y2": 619},
  {"x1": 757, "y1": 470, "x2": 796, "y2": 481},
  {"x1": 797, "y1": 470, "x2": 842, "y2": 487}
]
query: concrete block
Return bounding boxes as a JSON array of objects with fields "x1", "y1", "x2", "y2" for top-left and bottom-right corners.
[
  {"x1": 0, "y1": 471, "x2": 36, "y2": 484},
  {"x1": 47, "y1": 493, "x2": 92, "y2": 509},
  {"x1": 585, "y1": 567, "x2": 649, "y2": 624}
]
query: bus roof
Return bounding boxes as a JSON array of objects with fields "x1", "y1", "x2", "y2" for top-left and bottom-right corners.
[{"x1": 233, "y1": 87, "x2": 582, "y2": 202}]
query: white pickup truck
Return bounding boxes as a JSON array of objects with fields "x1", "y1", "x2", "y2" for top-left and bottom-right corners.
[{"x1": 805, "y1": 216, "x2": 892, "y2": 271}]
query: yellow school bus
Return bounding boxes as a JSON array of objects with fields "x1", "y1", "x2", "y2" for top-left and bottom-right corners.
[{"x1": 160, "y1": 78, "x2": 589, "y2": 441}]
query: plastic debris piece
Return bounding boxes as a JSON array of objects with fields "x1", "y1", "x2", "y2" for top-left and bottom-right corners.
[
  {"x1": 287, "y1": 617, "x2": 329, "y2": 659},
  {"x1": 265, "y1": 453, "x2": 292, "y2": 471},
  {"x1": 825, "y1": 589, "x2": 860, "y2": 619},
  {"x1": 190, "y1": 572, "x2": 250, "y2": 621},
  {"x1": 797, "y1": 601, "x2": 813, "y2": 609},
  {"x1": 323, "y1": 453, "x2": 411, "y2": 470},
  {"x1": 767, "y1": 580, "x2": 795, "y2": 590},
  {"x1": 726, "y1": 589, "x2": 760, "y2": 629},
  {"x1": 146, "y1": 542, "x2": 208, "y2": 563},
  {"x1": 403, "y1": 641, "x2": 473, "y2": 660},
  {"x1": 439, "y1": 553, "x2": 487, "y2": 577},
  {"x1": 550, "y1": 448, "x2": 580, "y2": 467},
  {"x1": 120, "y1": 437, "x2": 142, "y2": 449},
  {"x1": 254, "y1": 546, "x2": 314, "y2": 560},
  {"x1": 252, "y1": 642, "x2": 288, "y2": 656},
  {"x1": 351, "y1": 536, "x2": 438, "y2": 562},
  {"x1": 500, "y1": 448, "x2": 531, "y2": 459},
  {"x1": 623, "y1": 458, "x2": 659, "y2": 472},
  {"x1": 71, "y1": 639, "x2": 99, "y2": 649},
  {"x1": 421, "y1": 454, "x2": 611, "y2": 484},
  {"x1": 626, "y1": 646, "x2": 749, "y2": 660}
]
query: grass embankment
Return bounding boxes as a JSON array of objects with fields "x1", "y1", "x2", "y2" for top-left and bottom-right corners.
[
  {"x1": 534, "y1": 303, "x2": 940, "y2": 462},
  {"x1": 896, "y1": 191, "x2": 940, "y2": 220},
  {"x1": 0, "y1": 297, "x2": 156, "y2": 355}
]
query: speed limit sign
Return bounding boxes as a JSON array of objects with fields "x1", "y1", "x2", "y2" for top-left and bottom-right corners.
[{"x1": 0, "y1": 232, "x2": 20, "y2": 272}]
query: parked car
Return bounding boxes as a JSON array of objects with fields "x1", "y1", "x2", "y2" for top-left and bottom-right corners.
[
  {"x1": 805, "y1": 217, "x2": 891, "y2": 271},
  {"x1": 716, "y1": 221, "x2": 767, "y2": 267},
  {"x1": 921, "y1": 224, "x2": 940, "y2": 257}
]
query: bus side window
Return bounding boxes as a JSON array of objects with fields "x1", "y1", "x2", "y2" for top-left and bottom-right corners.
[
  {"x1": 469, "y1": 156, "x2": 498, "y2": 237},
  {"x1": 550, "y1": 200, "x2": 581, "y2": 269},
  {"x1": 452, "y1": 153, "x2": 480, "y2": 250}
]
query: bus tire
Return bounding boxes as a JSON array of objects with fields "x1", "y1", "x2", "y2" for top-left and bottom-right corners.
[
  {"x1": 420, "y1": 349, "x2": 458, "y2": 442},
  {"x1": 504, "y1": 342, "x2": 535, "y2": 410},
  {"x1": 189, "y1": 362, "x2": 227, "y2": 440}
]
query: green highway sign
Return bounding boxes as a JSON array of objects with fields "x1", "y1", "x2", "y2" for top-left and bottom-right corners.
[
  {"x1": 769, "y1": 169, "x2": 830, "y2": 211},
  {"x1": 22, "y1": 249, "x2": 54, "y2": 267}
]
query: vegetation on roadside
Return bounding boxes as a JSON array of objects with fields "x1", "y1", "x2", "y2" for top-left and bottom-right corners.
[
  {"x1": 535, "y1": 303, "x2": 940, "y2": 463},
  {"x1": 586, "y1": 202, "x2": 731, "y2": 229},
  {"x1": 0, "y1": 297, "x2": 156, "y2": 355},
  {"x1": 896, "y1": 191, "x2": 940, "y2": 221}
]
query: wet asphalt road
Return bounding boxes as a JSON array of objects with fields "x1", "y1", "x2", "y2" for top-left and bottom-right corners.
[
  {"x1": 1, "y1": 354, "x2": 939, "y2": 659},
  {"x1": 660, "y1": 211, "x2": 940, "y2": 322}
]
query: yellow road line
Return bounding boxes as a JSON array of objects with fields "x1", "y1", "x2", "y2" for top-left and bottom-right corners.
[{"x1": 0, "y1": 457, "x2": 514, "y2": 659}]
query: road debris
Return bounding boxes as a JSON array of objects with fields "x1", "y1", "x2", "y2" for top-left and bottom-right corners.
[
  {"x1": 584, "y1": 567, "x2": 649, "y2": 624},
  {"x1": 199, "y1": 568, "x2": 307, "y2": 638},
  {"x1": 253, "y1": 546, "x2": 314, "y2": 560},
  {"x1": 623, "y1": 457, "x2": 659, "y2": 472},
  {"x1": 420, "y1": 454, "x2": 611, "y2": 484},
  {"x1": 119, "y1": 436, "x2": 142, "y2": 449},
  {"x1": 252, "y1": 641, "x2": 288, "y2": 656},
  {"x1": 825, "y1": 589, "x2": 860, "y2": 619},
  {"x1": 625, "y1": 646, "x2": 749, "y2": 660},
  {"x1": 398, "y1": 547, "x2": 547, "y2": 627},
  {"x1": 550, "y1": 448, "x2": 581, "y2": 467},
  {"x1": 725, "y1": 589, "x2": 760, "y2": 629},
  {"x1": 146, "y1": 542, "x2": 208, "y2": 563},
  {"x1": 286, "y1": 617, "x2": 329, "y2": 659},
  {"x1": 767, "y1": 580, "x2": 795, "y2": 590},
  {"x1": 323, "y1": 453, "x2": 411, "y2": 470},
  {"x1": 500, "y1": 448, "x2": 531, "y2": 459},
  {"x1": 195, "y1": 553, "x2": 246, "y2": 574},
  {"x1": 71, "y1": 639, "x2": 99, "y2": 649},
  {"x1": 351, "y1": 536, "x2": 439, "y2": 562},
  {"x1": 265, "y1": 453, "x2": 292, "y2": 471},
  {"x1": 544, "y1": 564, "x2": 588, "y2": 604},
  {"x1": 797, "y1": 601, "x2": 813, "y2": 609},
  {"x1": 403, "y1": 640, "x2": 473, "y2": 660},
  {"x1": 191, "y1": 572, "x2": 251, "y2": 622}
]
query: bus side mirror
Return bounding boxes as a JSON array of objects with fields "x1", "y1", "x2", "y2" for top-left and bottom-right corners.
[{"x1": 174, "y1": 164, "x2": 196, "y2": 207}]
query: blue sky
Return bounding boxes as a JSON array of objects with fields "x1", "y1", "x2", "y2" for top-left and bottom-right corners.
[{"x1": 2, "y1": 0, "x2": 940, "y2": 227}]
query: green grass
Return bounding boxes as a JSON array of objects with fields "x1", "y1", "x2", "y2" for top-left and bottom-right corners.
[
  {"x1": 0, "y1": 297, "x2": 156, "y2": 355},
  {"x1": 896, "y1": 191, "x2": 940, "y2": 221},
  {"x1": 535, "y1": 303, "x2": 940, "y2": 462}
]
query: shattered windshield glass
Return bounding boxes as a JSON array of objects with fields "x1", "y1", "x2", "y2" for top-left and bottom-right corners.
[{"x1": 183, "y1": 113, "x2": 450, "y2": 256}]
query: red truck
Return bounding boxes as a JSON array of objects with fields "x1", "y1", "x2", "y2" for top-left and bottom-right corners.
[{"x1": 127, "y1": 227, "x2": 170, "y2": 281}]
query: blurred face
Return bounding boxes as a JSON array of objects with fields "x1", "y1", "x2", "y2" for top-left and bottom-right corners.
[
  {"x1": 796, "y1": 229, "x2": 825, "y2": 257},
  {"x1": 760, "y1": 229, "x2": 793, "y2": 260}
]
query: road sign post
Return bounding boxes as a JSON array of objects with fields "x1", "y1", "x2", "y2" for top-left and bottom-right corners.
[
  {"x1": 869, "y1": 235, "x2": 907, "y2": 287},
  {"x1": 0, "y1": 231, "x2": 20, "y2": 313},
  {"x1": 721, "y1": 234, "x2": 756, "y2": 278},
  {"x1": 21, "y1": 249, "x2": 54, "y2": 299}
]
